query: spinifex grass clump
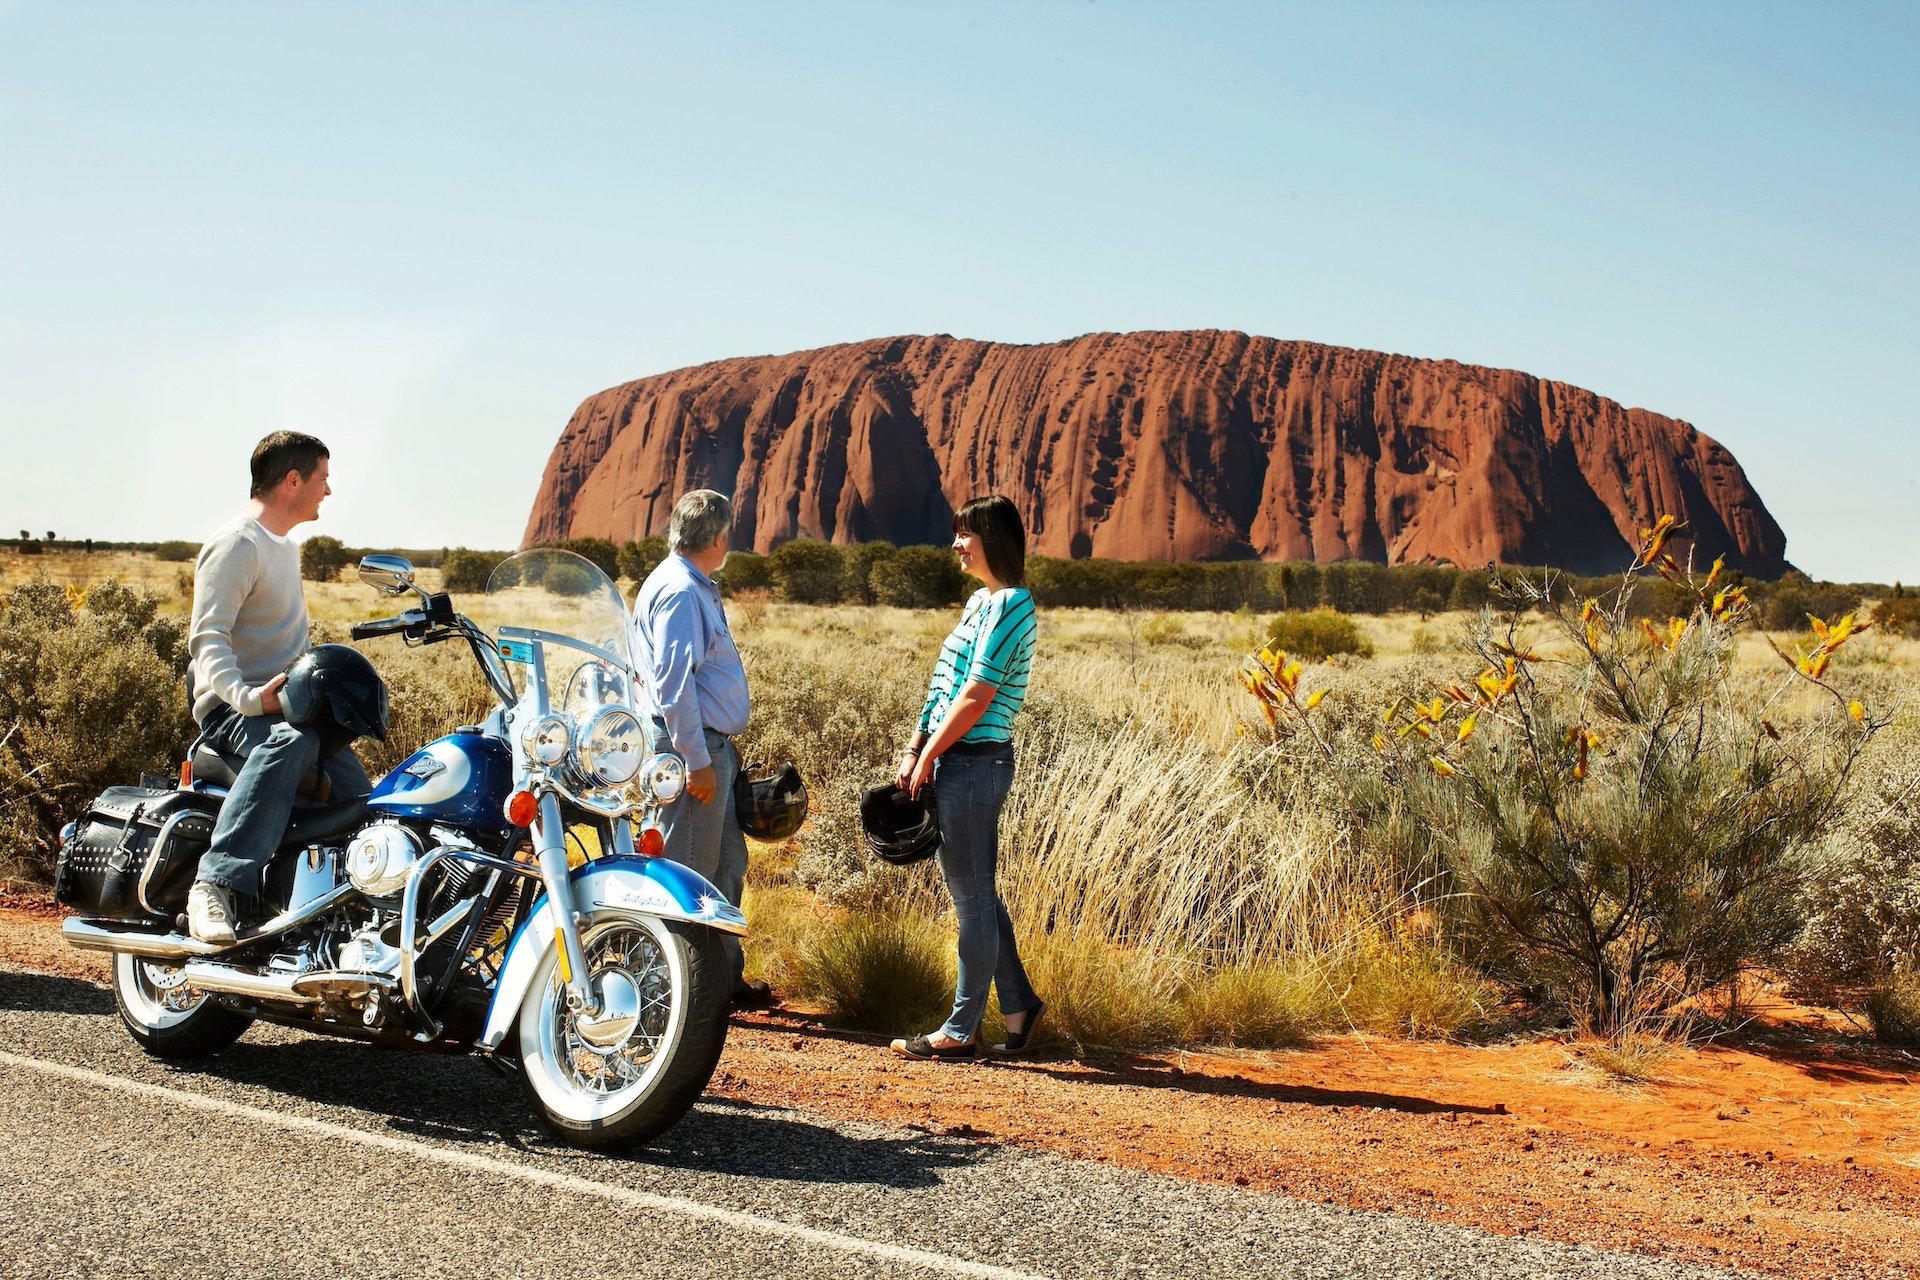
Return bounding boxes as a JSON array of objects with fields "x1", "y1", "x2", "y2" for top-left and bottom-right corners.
[{"x1": 1246, "y1": 518, "x2": 1884, "y2": 1034}]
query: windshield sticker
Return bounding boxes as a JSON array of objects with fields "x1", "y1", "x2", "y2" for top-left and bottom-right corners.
[{"x1": 498, "y1": 639, "x2": 534, "y2": 665}]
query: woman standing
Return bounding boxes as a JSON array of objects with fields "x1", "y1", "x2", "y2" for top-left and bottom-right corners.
[{"x1": 890, "y1": 495, "x2": 1045, "y2": 1061}]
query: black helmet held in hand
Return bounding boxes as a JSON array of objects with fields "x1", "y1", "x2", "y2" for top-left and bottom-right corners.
[
  {"x1": 860, "y1": 782, "x2": 940, "y2": 866},
  {"x1": 281, "y1": 644, "x2": 390, "y2": 754},
  {"x1": 735, "y1": 761, "x2": 809, "y2": 842}
]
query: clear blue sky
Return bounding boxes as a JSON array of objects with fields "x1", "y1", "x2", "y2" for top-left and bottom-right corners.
[{"x1": 2, "y1": 1, "x2": 1914, "y2": 582}]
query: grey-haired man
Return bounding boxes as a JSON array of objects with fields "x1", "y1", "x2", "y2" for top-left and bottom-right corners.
[{"x1": 629, "y1": 489, "x2": 766, "y2": 1006}]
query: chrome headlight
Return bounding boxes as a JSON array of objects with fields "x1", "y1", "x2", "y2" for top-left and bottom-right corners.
[
  {"x1": 575, "y1": 706, "x2": 645, "y2": 787},
  {"x1": 521, "y1": 713, "x2": 572, "y2": 768},
  {"x1": 640, "y1": 752, "x2": 685, "y2": 804}
]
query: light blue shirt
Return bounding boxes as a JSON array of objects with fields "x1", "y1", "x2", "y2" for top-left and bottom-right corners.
[{"x1": 630, "y1": 553, "x2": 750, "y2": 772}]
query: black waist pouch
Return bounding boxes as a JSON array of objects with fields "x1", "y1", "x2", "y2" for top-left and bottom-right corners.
[{"x1": 55, "y1": 786, "x2": 219, "y2": 921}]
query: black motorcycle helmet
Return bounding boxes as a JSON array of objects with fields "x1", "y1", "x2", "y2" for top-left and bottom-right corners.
[
  {"x1": 859, "y1": 782, "x2": 940, "y2": 866},
  {"x1": 735, "y1": 761, "x2": 809, "y2": 842},
  {"x1": 281, "y1": 644, "x2": 390, "y2": 755}
]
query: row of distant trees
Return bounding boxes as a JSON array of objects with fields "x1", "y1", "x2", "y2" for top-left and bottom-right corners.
[
  {"x1": 433, "y1": 535, "x2": 1911, "y2": 633},
  {"x1": 18, "y1": 532, "x2": 1909, "y2": 633}
]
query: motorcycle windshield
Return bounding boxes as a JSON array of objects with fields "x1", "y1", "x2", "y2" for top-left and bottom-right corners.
[{"x1": 481, "y1": 549, "x2": 636, "y2": 713}]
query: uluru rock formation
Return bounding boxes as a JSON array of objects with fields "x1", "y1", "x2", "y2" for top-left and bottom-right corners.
[{"x1": 523, "y1": 331, "x2": 1788, "y2": 576}]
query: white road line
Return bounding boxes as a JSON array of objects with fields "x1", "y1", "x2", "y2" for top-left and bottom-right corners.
[{"x1": 0, "y1": 1049, "x2": 1043, "y2": 1280}]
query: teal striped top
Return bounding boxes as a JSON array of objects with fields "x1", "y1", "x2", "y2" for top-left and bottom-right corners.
[{"x1": 917, "y1": 587, "x2": 1038, "y2": 743}]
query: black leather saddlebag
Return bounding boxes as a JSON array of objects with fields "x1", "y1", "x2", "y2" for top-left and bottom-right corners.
[{"x1": 54, "y1": 787, "x2": 220, "y2": 921}]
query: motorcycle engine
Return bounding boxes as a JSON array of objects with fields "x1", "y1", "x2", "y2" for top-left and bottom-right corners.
[{"x1": 345, "y1": 821, "x2": 424, "y2": 898}]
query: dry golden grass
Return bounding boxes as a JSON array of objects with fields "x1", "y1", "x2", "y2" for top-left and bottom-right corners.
[{"x1": 13, "y1": 549, "x2": 1916, "y2": 1052}]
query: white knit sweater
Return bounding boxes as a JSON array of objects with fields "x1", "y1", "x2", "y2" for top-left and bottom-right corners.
[{"x1": 188, "y1": 514, "x2": 309, "y2": 723}]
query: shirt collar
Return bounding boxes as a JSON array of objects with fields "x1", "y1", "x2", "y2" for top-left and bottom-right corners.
[{"x1": 670, "y1": 551, "x2": 719, "y2": 591}]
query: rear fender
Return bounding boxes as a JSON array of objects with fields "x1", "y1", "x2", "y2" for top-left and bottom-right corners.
[{"x1": 478, "y1": 855, "x2": 747, "y2": 1052}]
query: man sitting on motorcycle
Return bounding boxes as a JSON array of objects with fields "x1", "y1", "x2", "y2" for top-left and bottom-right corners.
[{"x1": 184, "y1": 431, "x2": 374, "y2": 945}]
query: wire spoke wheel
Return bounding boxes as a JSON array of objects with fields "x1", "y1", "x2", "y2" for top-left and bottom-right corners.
[
  {"x1": 516, "y1": 912, "x2": 732, "y2": 1149},
  {"x1": 111, "y1": 951, "x2": 252, "y2": 1057},
  {"x1": 554, "y1": 925, "x2": 674, "y2": 1096}
]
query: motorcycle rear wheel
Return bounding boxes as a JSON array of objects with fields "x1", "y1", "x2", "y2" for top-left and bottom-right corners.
[
  {"x1": 516, "y1": 915, "x2": 731, "y2": 1149},
  {"x1": 112, "y1": 953, "x2": 252, "y2": 1058}
]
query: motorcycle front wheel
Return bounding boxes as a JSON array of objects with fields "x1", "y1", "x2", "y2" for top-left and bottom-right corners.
[
  {"x1": 516, "y1": 914, "x2": 731, "y2": 1149},
  {"x1": 112, "y1": 952, "x2": 252, "y2": 1058}
]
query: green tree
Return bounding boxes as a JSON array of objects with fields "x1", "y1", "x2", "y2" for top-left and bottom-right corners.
[
  {"x1": 871, "y1": 545, "x2": 964, "y2": 608},
  {"x1": 300, "y1": 535, "x2": 352, "y2": 582},
  {"x1": 548, "y1": 537, "x2": 619, "y2": 581},
  {"x1": 719, "y1": 551, "x2": 773, "y2": 596},
  {"x1": 617, "y1": 535, "x2": 669, "y2": 584},
  {"x1": 441, "y1": 548, "x2": 509, "y2": 594},
  {"x1": 767, "y1": 538, "x2": 847, "y2": 604},
  {"x1": 841, "y1": 541, "x2": 896, "y2": 605}
]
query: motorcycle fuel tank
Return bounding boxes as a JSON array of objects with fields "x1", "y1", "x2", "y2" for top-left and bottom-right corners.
[{"x1": 367, "y1": 730, "x2": 513, "y2": 833}]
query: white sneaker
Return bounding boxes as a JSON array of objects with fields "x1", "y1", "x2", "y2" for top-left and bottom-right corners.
[{"x1": 187, "y1": 881, "x2": 238, "y2": 945}]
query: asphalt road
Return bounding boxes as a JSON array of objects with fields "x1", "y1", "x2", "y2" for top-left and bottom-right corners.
[{"x1": 0, "y1": 963, "x2": 1754, "y2": 1280}]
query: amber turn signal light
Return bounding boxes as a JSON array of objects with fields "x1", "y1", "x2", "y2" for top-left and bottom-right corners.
[
  {"x1": 505, "y1": 789, "x2": 539, "y2": 828},
  {"x1": 637, "y1": 826, "x2": 664, "y2": 858}
]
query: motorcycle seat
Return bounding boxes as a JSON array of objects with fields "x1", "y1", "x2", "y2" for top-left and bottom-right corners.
[
  {"x1": 189, "y1": 742, "x2": 333, "y2": 801},
  {"x1": 281, "y1": 797, "x2": 369, "y2": 848}
]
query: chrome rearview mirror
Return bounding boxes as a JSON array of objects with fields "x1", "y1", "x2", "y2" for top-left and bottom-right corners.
[{"x1": 357, "y1": 554, "x2": 418, "y2": 596}]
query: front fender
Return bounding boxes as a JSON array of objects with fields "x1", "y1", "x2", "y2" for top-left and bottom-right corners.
[{"x1": 477, "y1": 855, "x2": 748, "y2": 1052}]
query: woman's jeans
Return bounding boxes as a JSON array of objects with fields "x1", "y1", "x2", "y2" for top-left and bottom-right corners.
[{"x1": 933, "y1": 746, "x2": 1038, "y2": 1043}]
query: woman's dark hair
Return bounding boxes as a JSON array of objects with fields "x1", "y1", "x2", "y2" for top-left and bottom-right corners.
[{"x1": 953, "y1": 495, "x2": 1026, "y2": 588}]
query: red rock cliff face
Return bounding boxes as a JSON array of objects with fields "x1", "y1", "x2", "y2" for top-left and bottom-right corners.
[{"x1": 523, "y1": 331, "x2": 1787, "y2": 575}]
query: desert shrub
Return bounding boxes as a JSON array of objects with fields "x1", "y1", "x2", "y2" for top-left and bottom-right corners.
[
  {"x1": 870, "y1": 545, "x2": 964, "y2": 608},
  {"x1": 735, "y1": 630, "x2": 926, "y2": 806},
  {"x1": 1873, "y1": 596, "x2": 1920, "y2": 639},
  {"x1": 1865, "y1": 969, "x2": 1920, "y2": 1046},
  {"x1": 1246, "y1": 525, "x2": 1881, "y2": 1033},
  {"x1": 767, "y1": 538, "x2": 846, "y2": 604},
  {"x1": 0, "y1": 578, "x2": 194, "y2": 880},
  {"x1": 300, "y1": 535, "x2": 352, "y2": 582},
  {"x1": 1265, "y1": 608, "x2": 1373, "y2": 661},
  {"x1": 616, "y1": 536, "x2": 668, "y2": 584},
  {"x1": 1333, "y1": 934, "x2": 1497, "y2": 1039},
  {"x1": 526, "y1": 537, "x2": 619, "y2": 581},
  {"x1": 796, "y1": 909, "x2": 953, "y2": 1033},
  {"x1": 840, "y1": 541, "x2": 895, "y2": 606},
  {"x1": 719, "y1": 551, "x2": 772, "y2": 595},
  {"x1": 440, "y1": 548, "x2": 508, "y2": 594},
  {"x1": 1138, "y1": 614, "x2": 1206, "y2": 648},
  {"x1": 540, "y1": 560, "x2": 597, "y2": 598},
  {"x1": 152, "y1": 539, "x2": 199, "y2": 563},
  {"x1": 1786, "y1": 762, "x2": 1920, "y2": 1002},
  {"x1": 1752, "y1": 572, "x2": 1863, "y2": 632}
]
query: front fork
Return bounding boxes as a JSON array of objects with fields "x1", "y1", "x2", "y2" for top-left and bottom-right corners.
[{"x1": 532, "y1": 791, "x2": 601, "y2": 1016}]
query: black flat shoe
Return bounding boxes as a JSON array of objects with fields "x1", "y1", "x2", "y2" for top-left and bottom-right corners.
[
  {"x1": 730, "y1": 979, "x2": 775, "y2": 1010},
  {"x1": 994, "y1": 1000, "x2": 1046, "y2": 1056},
  {"x1": 889, "y1": 1033, "x2": 976, "y2": 1061}
]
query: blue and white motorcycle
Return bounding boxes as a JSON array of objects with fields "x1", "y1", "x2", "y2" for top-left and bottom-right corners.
[{"x1": 56, "y1": 548, "x2": 745, "y2": 1149}]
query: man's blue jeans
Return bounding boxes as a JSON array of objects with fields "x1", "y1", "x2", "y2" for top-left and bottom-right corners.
[
  {"x1": 648, "y1": 724, "x2": 748, "y2": 989},
  {"x1": 933, "y1": 746, "x2": 1038, "y2": 1043},
  {"x1": 194, "y1": 705, "x2": 371, "y2": 898}
]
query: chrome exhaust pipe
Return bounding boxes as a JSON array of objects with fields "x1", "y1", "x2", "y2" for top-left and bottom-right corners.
[
  {"x1": 62, "y1": 918, "x2": 214, "y2": 960},
  {"x1": 61, "y1": 884, "x2": 357, "y2": 961},
  {"x1": 177, "y1": 962, "x2": 323, "y2": 1005}
]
